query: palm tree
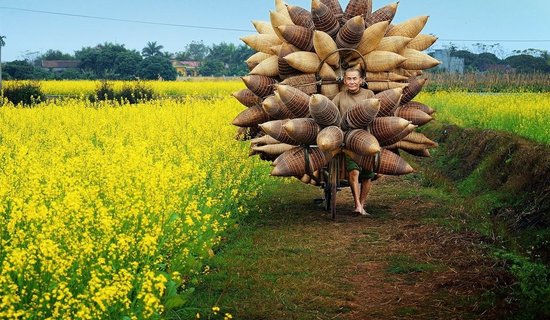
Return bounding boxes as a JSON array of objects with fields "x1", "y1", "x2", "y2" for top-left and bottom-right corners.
[
  {"x1": 141, "y1": 41, "x2": 164, "y2": 57},
  {"x1": 0, "y1": 35, "x2": 5, "y2": 97}
]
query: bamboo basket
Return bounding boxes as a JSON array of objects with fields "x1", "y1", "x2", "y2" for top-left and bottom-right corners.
[
  {"x1": 280, "y1": 74, "x2": 318, "y2": 95},
  {"x1": 252, "y1": 20, "x2": 276, "y2": 35},
  {"x1": 278, "y1": 25, "x2": 315, "y2": 52},
  {"x1": 283, "y1": 118, "x2": 321, "y2": 145},
  {"x1": 270, "y1": 10, "x2": 294, "y2": 41},
  {"x1": 317, "y1": 126, "x2": 344, "y2": 153},
  {"x1": 344, "y1": 0, "x2": 372, "y2": 20},
  {"x1": 400, "y1": 48, "x2": 441, "y2": 70},
  {"x1": 232, "y1": 89, "x2": 262, "y2": 108},
  {"x1": 271, "y1": 147, "x2": 329, "y2": 176},
  {"x1": 374, "y1": 87, "x2": 403, "y2": 117},
  {"x1": 250, "y1": 55, "x2": 279, "y2": 77},
  {"x1": 278, "y1": 43, "x2": 301, "y2": 79},
  {"x1": 365, "y1": 2, "x2": 398, "y2": 27},
  {"x1": 252, "y1": 143, "x2": 296, "y2": 156},
  {"x1": 312, "y1": 0, "x2": 340, "y2": 38},
  {"x1": 259, "y1": 119, "x2": 299, "y2": 145},
  {"x1": 370, "y1": 116, "x2": 411, "y2": 146},
  {"x1": 341, "y1": 98, "x2": 380, "y2": 129},
  {"x1": 246, "y1": 52, "x2": 272, "y2": 67},
  {"x1": 402, "y1": 101, "x2": 435, "y2": 115},
  {"x1": 395, "y1": 106, "x2": 433, "y2": 126},
  {"x1": 345, "y1": 129, "x2": 381, "y2": 156},
  {"x1": 284, "y1": 51, "x2": 321, "y2": 73},
  {"x1": 240, "y1": 34, "x2": 282, "y2": 54},
  {"x1": 309, "y1": 94, "x2": 341, "y2": 126},
  {"x1": 386, "y1": 16, "x2": 429, "y2": 39},
  {"x1": 288, "y1": 5, "x2": 315, "y2": 29},
  {"x1": 313, "y1": 30, "x2": 340, "y2": 67},
  {"x1": 402, "y1": 131, "x2": 438, "y2": 146},
  {"x1": 366, "y1": 71, "x2": 408, "y2": 81},
  {"x1": 376, "y1": 36, "x2": 412, "y2": 53},
  {"x1": 262, "y1": 95, "x2": 295, "y2": 119},
  {"x1": 232, "y1": 105, "x2": 270, "y2": 127},
  {"x1": 367, "y1": 81, "x2": 408, "y2": 92},
  {"x1": 400, "y1": 78, "x2": 427, "y2": 105},
  {"x1": 352, "y1": 21, "x2": 389, "y2": 58},
  {"x1": 276, "y1": 84, "x2": 311, "y2": 118},
  {"x1": 250, "y1": 134, "x2": 280, "y2": 145},
  {"x1": 242, "y1": 75, "x2": 277, "y2": 98},
  {"x1": 353, "y1": 50, "x2": 406, "y2": 72},
  {"x1": 406, "y1": 34, "x2": 438, "y2": 51},
  {"x1": 336, "y1": 16, "x2": 365, "y2": 51}
]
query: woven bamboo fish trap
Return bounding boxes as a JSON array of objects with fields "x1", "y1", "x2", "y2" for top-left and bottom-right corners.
[
  {"x1": 242, "y1": 75, "x2": 277, "y2": 98},
  {"x1": 386, "y1": 16, "x2": 429, "y2": 39},
  {"x1": 312, "y1": 0, "x2": 340, "y2": 38},
  {"x1": 374, "y1": 87, "x2": 403, "y2": 117},
  {"x1": 335, "y1": 16, "x2": 365, "y2": 52},
  {"x1": 262, "y1": 95, "x2": 295, "y2": 119},
  {"x1": 313, "y1": 31, "x2": 340, "y2": 67},
  {"x1": 401, "y1": 78, "x2": 428, "y2": 105},
  {"x1": 278, "y1": 43, "x2": 301, "y2": 79},
  {"x1": 250, "y1": 55, "x2": 279, "y2": 77},
  {"x1": 250, "y1": 134, "x2": 280, "y2": 146},
  {"x1": 232, "y1": 105, "x2": 270, "y2": 127},
  {"x1": 376, "y1": 36, "x2": 412, "y2": 53},
  {"x1": 352, "y1": 50, "x2": 406, "y2": 72},
  {"x1": 402, "y1": 131, "x2": 438, "y2": 146},
  {"x1": 280, "y1": 74, "x2": 318, "y2": 95},
  {"x1": 309, "y1": 94, "x2": 341, "y2": 126},
  {"x1": 370, "y1": 117, "x2": 411, "y2": 145},
  {"x1": 271, "y1": 147, "x2": 329, "y2": 176},
  {"x1": 278, "y1": 25, "x2": 315, "y2": 52},
  {"x1": 259, "y1": 120, "x2": 299, "y2": 145},
  {"x1": 240, "y1": 34, "x2": 282, "y2": 55},
  {"x1": 366, "y1": 71, "x2": 408, "y2": 82},
  {"x1": 402, "y1": 101, "x2": 435, "y2": 115},
  {"x1": 352, "y1": 21, "x2": 389, "y2": 59},
  {"x1": 284, "y1": 51, "x2": 321, "y2": 73},
  {"x1": 246, "y1": 52, "x2": 272, "y2": 69},
  {"x1": 400, "y1": 48, "x2": 441, "y2": 70},
  {"x1": 283, "y1": 118, "x2": 321, "y2": 145},
  {"x1": 252, "y1": 143, "x2": 296, "y2": 156},
  {"x1": 365, "y1": 2, "x2": 398, "y2": 27},
  {"x1": 287, "y1": 5, "x2": 315, "y2": 30},
  {"x1": 252, "y1": 20, "x2": 276, "y2": 35},
  {"x1": 367, "y1": 81, "x2": 408, "y2": 92},
  {"x1": 344, "y1": 0, "x2": 372, "y2": 20},
  {"x1": 317, "y1": 126, "x2": 344, "y2": 153},
  {"x1": 276, "y1": 85, "x2": 311, "y2": 118},
  {"x1": 232, "y1": 89, "x2": 263, "y2": 108},
  {"x1": 345, "y1": 129, "x2": 381, "y2": 156},
  {"x1": 395, "y1": 106, "x2": 433, "y2": 126},
  {"x1": 406, "y1": 34, "x2": 438, "y2": 51},
  {"x1": 341, "y1": 98, "x2": 380, "y2": 129}
]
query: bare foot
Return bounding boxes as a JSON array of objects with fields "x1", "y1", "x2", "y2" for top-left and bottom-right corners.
[{"x1": 354, "y1": 207, "x2": 371, "y2": 216}]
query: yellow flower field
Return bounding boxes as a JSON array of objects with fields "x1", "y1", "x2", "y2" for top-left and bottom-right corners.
[
  {"x1": 417, "y1": 92, "x2": 550, "y2": 145},
  {"x1": 0, "y1": 95, "x2": 270, "y2": 319}
]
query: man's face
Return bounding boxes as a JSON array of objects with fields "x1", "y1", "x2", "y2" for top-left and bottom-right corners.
[{"x1": 343, "y1": 70, "x2": 362, "y2": 93}]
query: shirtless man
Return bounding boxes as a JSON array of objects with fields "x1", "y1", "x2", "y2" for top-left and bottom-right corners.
[{"x1": 332, "y1": 68, "x2": 376, "y2": 216}]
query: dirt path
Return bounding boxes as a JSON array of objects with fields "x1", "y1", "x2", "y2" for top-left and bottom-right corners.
[{"x1": 185, "y1": 176, "x2": 510, "y2": 319}]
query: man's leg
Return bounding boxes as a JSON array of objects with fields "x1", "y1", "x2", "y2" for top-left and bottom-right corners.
[
  {"x1": 359, "y1": 178, "x2": 372, "y2": 211},
  {"x1": 349, "y1": 170, "x2": 367, "y2": 215}
]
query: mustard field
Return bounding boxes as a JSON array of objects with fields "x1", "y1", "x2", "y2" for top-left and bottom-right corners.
[
  {"x1": 0, "y1": 94, "x2": 271, "y2": 319},
  {"x1": 0, "y1": 80, "x2": 548, "y2": 318}
]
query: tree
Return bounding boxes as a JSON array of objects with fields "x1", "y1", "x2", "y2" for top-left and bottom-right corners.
[
  {"x1": 40, "y1": 49, "x2": 75, "y2": 61},
  {"x1": 3, "y1": 60, "x2": 36, "y2": 79},
  {"x1": 141, "y1": 41, "x2": 164, "y2": 57},
  {"x1": 76, "y1": 42, "x2": 140, "y2": 79},
  {"x1": 505, "y1": 54, "x2": 550, "y2": 73},
  {"x1": 183, "y1": 41, "x2": 208, "y2": 61},
  {"x1": 137, "y1": 56, "x2": 177, "y2": 80}
]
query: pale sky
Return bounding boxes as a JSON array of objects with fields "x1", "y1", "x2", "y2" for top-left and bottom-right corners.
[{"x1": 1, "y1": 0, "x2": 549, "y2": 61}]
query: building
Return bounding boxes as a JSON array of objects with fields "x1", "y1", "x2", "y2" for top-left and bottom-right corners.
[
  {"x1": 41, "y1": 60, "x2": 81, "y2": 72},
  {"x1": 431, "y1": 49, "x2": 464, "y2": 74},
  {"x1": 171, "y1": 60, "x2": 201, "y2": 78}
]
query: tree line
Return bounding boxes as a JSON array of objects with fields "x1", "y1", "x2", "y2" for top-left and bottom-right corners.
[
  {"x1": 1, "y1": 40, "x2": 549, "y2": 81},
  {"x1": 1, "y1": 41, "x2": 253, "y2": 81}
]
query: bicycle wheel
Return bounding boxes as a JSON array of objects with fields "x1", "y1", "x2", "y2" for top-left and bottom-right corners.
[{"x1": 328, "y1": 157, "x2": 339, "y2": 220}]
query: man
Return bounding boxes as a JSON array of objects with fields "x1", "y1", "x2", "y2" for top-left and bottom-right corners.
[{"x1": 332, "y1": 68, "x2": 376, "y2": 216}]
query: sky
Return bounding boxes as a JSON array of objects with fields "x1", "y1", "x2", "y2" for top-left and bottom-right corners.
[{"x1": 0, "y1": 0, "x2": 549, "y2": 62}]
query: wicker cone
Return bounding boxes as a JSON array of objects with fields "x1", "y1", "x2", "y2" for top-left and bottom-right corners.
[
  {"x1": 406, "y1": 34, "x2": 438, "y2": 51},
  {"x1": 365, "y1": 2, "x2": 398, "y2": 27},
  {"x1": 283, "y1": 51, "x2": 321, "y2": 73},
  {"x1": 250, "y1": 55, "x2": 279, "y2": 77},
  {"x1": 283, "y1": 118, "x2": 320, "y2": 145},
  {"x1": 354, "y1": 51, "x2": 406, "y2": 72},
  {"x1": 311, "y1": 0, "x2": 340, "y2": 38},
  {"x1": 262, "y1": 95, "x2": 295, "y2": 120},
  {"x1": 401, "y1": 77, "x2": 427, "y2": 105},
  {"x1": 251, "y1": 134, "x2": 281, "y2": 145},
  {"x1": 278, "y1": 43, "x2": 301, "y2": 80},
  {"x1": 309, "y1": 94, "x2": 341, "y2": 126},
  {"x1": 378, "y1": 149, "x2": 414, "y2": 175},
  {"x1": 402, "y1": 131, "x2": 438, "y2": 147},
  {"x1": 271, "y1": 147, "x2": 329, "y2": 176},
  {"x1": 374, "y1": 87, "x2": 403, "y2": 117},
  {"x1": 232, "y1": 105, "x2": 270, "y2": 127},
  {"x1": 287, "y1": 5, "x2": 315, "y2": 29},
  {"x1": 344, "y1": 0, "x2": 372, "y2": 20},
  {"x1": 376, "y1": 36, "x2": 413, "y2": 53},
  {"x1": 276, "y1": 84, "x2": 311, "y2": 118},
  {"x1": 260, "y1": 120, "x2": 300, "y2": 145},
  {"x1": 232, "y1": 89, "x2": 262, "y2": 108},
  {"x1": 345, "y1": 129, "x2": 381, "y2": 156},
  {"x1": 367, "y1": 81, "x2": 408, "y2": 92},
  {"x1": 252, "y1": 143, "x2": 296, "y2": 156},
  {"x1": 317, "y1": 126, "x2": 344, "y2": 153},
  {"x1": 246, "y1": 52, "x2": 272, "y2": 66},
  {"x1": 278, "y1": 25, "x2": 315, "y2": 52},
  {"x1": 342, "y1": 98, "x2": 380, "y2": 129},
  {"x1": 386, "y1": 16, "x2": 429, "y2": 38},
  {"x1": 321, "y1": 84, "x2": 340, "y2": 100},
  {"x1": 336, "y1": 16, "x2": 365, "y2": 51},
  {"x1": 252, "y1": 20, "x2": 276, "y2": 35},
  {"x1": 349, "y1": 21, "x2": 389, "y2": 60},
  {"x1": 270, "y1": 10, "x2": 294, "y2": 42},
  {"x1": 402, "y1": 101, "x2": 435, "y2": 115},
  {"x1": 320, "y1": 0, "x2": 344, "y2": 20},
  {"x1": 370, "y1": 116, "x2": 411, "y2": 146},
  {"x1": 400, "y1": 48, "x2": 441, "y2": 70},
  {"x1": 395, "y1": 106, "x2": 433, "y2": 126},
  {"x1": 242, "y1": 75, "x2": 277, "y2": 98},
  {"x1": 313, "y1": 30, "x2": 340, "y2": 67},
  {"x1": 385, "y1": 140, "x2": 436, "y2": 151},
  {"x1": 280, "y1": 74, "x2": 318, "y2": 95},
  {"x1": 366, "y1": 71, "x2": 408, "y2": 81},
  {"x1": 241, "y1": 34, "x2": 282, "y2": 54}
]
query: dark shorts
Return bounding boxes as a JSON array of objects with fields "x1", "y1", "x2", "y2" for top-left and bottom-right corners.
[{"x1": 345, "y1": 155, "x2": 376, "y2": 181}]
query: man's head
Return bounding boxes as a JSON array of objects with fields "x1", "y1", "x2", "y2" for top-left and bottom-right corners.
[{"x1": 343, "y1": 68, "x2": 363, "y2": 94}]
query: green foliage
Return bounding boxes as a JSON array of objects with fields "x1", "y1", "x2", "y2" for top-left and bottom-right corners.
[
  {"x1": 494, "y1": 250, "x2": 550, "y2": 319},
  {"x1": 138, "y1": 56, "x2": 177, "y2": 80},
  {"x1": 2, "y1": 81, "x2": 45, "y2": 106},
  {"x1": 3, "y1": 60, "x2": 36, "y2": 79},
  {"x1": 89, "y1": 81, "x2": 115, "y2": 102},
  {"x1": 141, "y1": 41, "x2": 164, "y2": 57},
  {"x1": 89, "y1": 81, "x2": 156, "y2": 104},
  {"x1": 76, "y1": 42, "x2": 142, "y2": 79},
  {"x1": 386, "y1": 255, "x2": 437, "y2": 274}
]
